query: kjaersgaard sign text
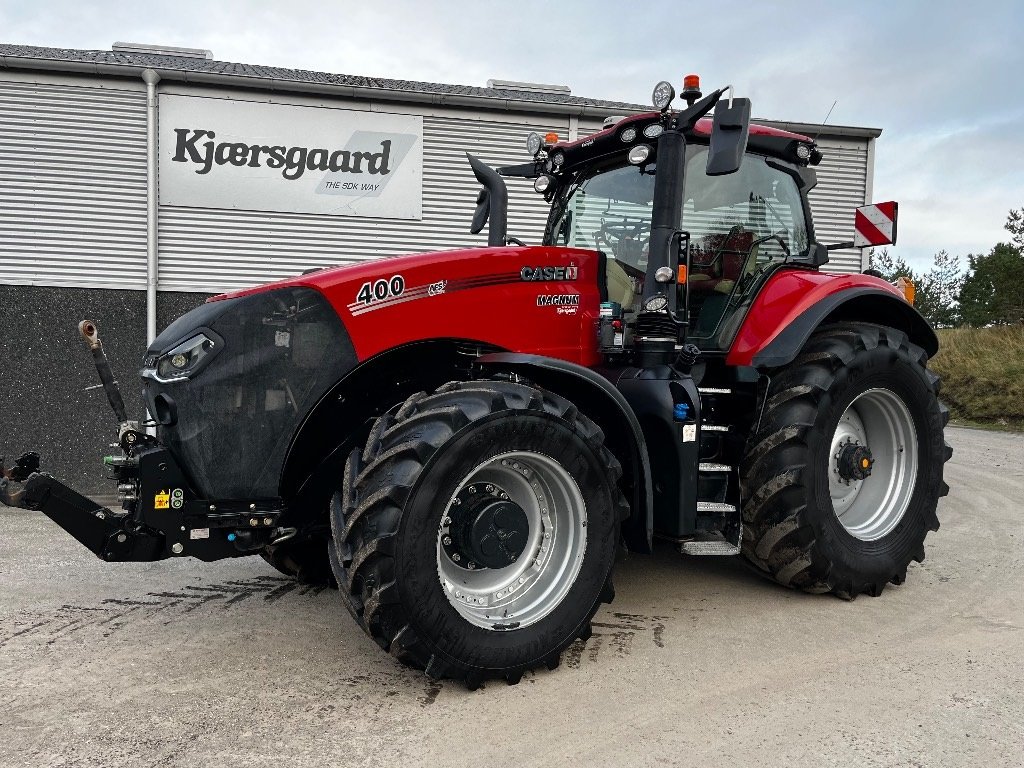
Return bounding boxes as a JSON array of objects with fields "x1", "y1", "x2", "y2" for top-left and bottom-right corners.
[{"x1": 159, "y1": 95, "x2": 423, "y2": 219}]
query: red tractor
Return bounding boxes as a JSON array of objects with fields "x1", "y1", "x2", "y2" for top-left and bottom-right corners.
[{"x1": 2, "y1": 78, "x2": 950, "y2": 687}]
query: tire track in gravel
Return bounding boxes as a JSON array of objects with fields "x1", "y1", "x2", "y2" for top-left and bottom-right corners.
[{"x1": 0, "y1": 575, "x2": 328, "y2": 649}]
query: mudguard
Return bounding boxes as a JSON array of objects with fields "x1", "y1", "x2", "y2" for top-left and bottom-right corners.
[
  {"x1": 727, "y1": 269, "x2": 938, "y2": 368},
  {"x1": 474, "y1": 353, "x2": 654, "y2": 553}
]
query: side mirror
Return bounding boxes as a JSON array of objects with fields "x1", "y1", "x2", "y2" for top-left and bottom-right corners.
[
  {"x1": 470, "y1": 189, "x2": 490, "y2": 235},
  {"x1": 706, "y1": 97, "x2": 751, "y2": 176},
  {"x1": 854, "y1": 201, "x2": 898, "y2": 247}
]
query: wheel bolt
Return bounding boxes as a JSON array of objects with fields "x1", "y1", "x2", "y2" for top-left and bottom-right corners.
[
  {"x1": 452, "y1": 553, "x2": 461, "y2": 562},
  {"x1": 468, "y1": 562, "x2": 476, "y2": 570},
  {"x1": 442, "y1": 536, "x2": 452, "y2": 545},
  {"x1": 485, "y1": 484, "x2": 494, "y2": 493}
]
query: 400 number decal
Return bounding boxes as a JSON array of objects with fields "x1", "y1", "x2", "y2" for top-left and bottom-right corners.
[{"x1": 356, "y1": 275, "x2": 405, "y2": 305}]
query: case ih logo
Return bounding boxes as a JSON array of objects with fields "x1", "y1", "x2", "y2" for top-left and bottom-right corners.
[
  {"x1": 171, "y1": 129, "x2": 394, "y2": 181},
  {"x1": 521, "y1": 264, "x2": 578, "y2": 282}
]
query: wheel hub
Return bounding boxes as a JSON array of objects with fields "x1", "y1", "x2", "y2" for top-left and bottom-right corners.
[
  {"x1": 447, "y1": 484, "x2": 529, "y2": 570},
  {"x1": 837, "y1": 442, "x2": 874, "y2": 482}
]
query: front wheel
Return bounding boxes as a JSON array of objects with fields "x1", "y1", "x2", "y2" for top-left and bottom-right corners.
[
  {"x1": 740, "y1": 323, "x2": 951, "y2": 598},
  {"x1": 329, "y1": 380, "x2": 627, "y2": 686}
]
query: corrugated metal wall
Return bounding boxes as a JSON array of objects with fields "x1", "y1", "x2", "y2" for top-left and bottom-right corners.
[
  {"x1": 0, "y1": 74, "x2": 147, "y2": 288},
  {"x1": 807, "y1": 137, "x2": 870, "y2": 273},
  {"x1": 158, "y1": 108, "x2": 566, "y2": 293}
]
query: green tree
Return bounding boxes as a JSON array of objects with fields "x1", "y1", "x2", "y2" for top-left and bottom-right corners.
[
  {"x1": 959, "y1": 243, "x2": 1024, "y2": 326},
  {"x1": 916, "y1": 250, "x2": 963, "y2": 328},
  {"x1": 1006, "y1": 206, "x2": 1024, "y2": 250},
  {"x1": 870, "y1": 248, "x2": 915, "y2": 282},
  {"x1": 870, "y1": 248, "x2": 962, "y2": 328}
]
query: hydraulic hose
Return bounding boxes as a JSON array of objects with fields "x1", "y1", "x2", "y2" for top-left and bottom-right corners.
[{"x1": 78, "y1": 320, "x2": 129, "y2": 425}]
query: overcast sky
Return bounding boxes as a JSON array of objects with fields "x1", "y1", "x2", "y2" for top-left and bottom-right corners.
[{"x1": 3, "y1": 0, "x2": 1022, "y2": 270}]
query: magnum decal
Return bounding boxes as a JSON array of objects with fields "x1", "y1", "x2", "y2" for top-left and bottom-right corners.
[{"x1": 536, "y1": 294, "x2": 581, "y2": 306}]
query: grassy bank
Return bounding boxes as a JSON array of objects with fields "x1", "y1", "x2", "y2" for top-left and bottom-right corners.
[{"x1": 931, "y1": 326, "x2": 1024, "y2": 430}]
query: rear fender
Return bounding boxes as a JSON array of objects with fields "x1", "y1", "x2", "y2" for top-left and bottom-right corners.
[
  {"x1": 727, "y1": 271, "x2": 938, "y2": 368},
  {"x1": 474, "y1": 353, "x2": 653, "y2": 553}
]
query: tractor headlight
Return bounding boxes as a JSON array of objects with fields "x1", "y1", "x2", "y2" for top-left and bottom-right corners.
[
  {"x1": 627, "y1": 144, "x2": 652, "y2": 165},
  {"x1": 654, "y1": 267, "x2": 675, "y2": 283},
  {"x1": 534, "y1": 174, "x2": 554, "y2": 193},
  {"x1": 619, "y1": 126, "x2": 638, "y2": 143},
  {"x1": 151, "y1": 333, "x2": 218, "y2": 383},
  {"x1": 526, "y1": 132, "x2": 543, "y2": 156},
  {"x1": 643, "y1": 123, "x2": 664, "y2": 139},
  {"x1": 652, "y1": 80, "x2": 675, "y2": 111},
  {"x1": 643, "y1": 295, "x2": 669, "y2": 312}
]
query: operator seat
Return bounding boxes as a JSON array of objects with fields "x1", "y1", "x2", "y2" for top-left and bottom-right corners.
[
  {"x1": 688, "y1": 230, "x2": 759, "y2": 338},
  {"x1": 605, "y1": 257, "x2": 639, "y2": 308}
]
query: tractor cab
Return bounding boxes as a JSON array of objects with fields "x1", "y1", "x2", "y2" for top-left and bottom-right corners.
[
  {"x1": 543, "y1": 138, "x2": 812, "y2": 351},
  {"x1": 497, "y1": 76, "x2": 824, "y2": 359}
]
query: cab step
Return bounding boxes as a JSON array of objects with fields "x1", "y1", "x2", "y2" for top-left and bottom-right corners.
[
  {"x1": 698, "y1": 387, "x2": 733, "y2": 395},
  {"x1": 679, "y1": 535, "x2": 741, "y2": 556},
  {"x1": 701, "y1": 424, "x2": 729, "y2": 433},
  {"x1": 697, "y1": 501, "x2": 736, "y2": 514},
  {"x1": 698, "y1": 462, "x2": 732, "y2": 473}
]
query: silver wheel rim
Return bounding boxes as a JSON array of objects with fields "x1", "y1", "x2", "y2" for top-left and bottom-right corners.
[
  {"x1": 436, "y1": 451, "x2": 588, "y2": 630},
  {"x1": 828, "y1": 387, "x2": 919, "y2": 541}
]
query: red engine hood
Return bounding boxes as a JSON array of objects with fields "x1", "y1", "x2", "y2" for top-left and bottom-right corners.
[{"x1": 212, "y1": 245, "x2": 605, "y2": 366}]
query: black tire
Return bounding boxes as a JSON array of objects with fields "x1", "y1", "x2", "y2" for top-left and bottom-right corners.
[
  {"x1": 328, "y1": 379, "x2": 628, "y2": 687},
  {"x1": 261, "y1": 536, "x2": 335, "y2": 586},
  {"x1": 740, "y1": 323, "x2": 951, "y2": 598}
]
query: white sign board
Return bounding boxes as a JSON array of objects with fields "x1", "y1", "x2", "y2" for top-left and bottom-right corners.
[{"x1": 159, "y1": 95, "x2": 422, "y2": 219}]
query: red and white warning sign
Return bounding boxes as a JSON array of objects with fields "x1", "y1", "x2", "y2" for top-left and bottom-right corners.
[{"x1": 854, "y1": 201, "x2": 898, "y2": 247}]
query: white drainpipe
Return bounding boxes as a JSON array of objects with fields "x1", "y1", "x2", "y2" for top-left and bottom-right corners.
[{"x1": 141, "y1": 69, "x2": 160, "y2": 345}]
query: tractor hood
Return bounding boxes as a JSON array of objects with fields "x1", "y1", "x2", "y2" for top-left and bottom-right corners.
[
  {"x1": 143, "y1": 244, "x2": 603, "y2": 500},
  {"x1": 210, "y1": 245, "x2": 604, "y2": 363}
]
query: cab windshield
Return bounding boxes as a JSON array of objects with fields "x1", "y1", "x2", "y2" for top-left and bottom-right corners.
[{"x1": 545, "y1": 144, "x2": 809, "y2": 346}]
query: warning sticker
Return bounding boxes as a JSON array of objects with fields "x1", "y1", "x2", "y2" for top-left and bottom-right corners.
[
  {"x1": 154, "y1": 490, "x2": 170, "y2": 509},
  {"x1": 189, "y1": 528, "x2": 210, "y2": 540}
]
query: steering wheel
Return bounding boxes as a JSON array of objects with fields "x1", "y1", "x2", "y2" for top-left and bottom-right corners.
[{"x1": 594, "y1": 219, "x2": 649, "y2": 278}]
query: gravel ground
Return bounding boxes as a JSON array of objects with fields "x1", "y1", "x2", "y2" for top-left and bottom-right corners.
[{"x1": 1, "y1": 426, "x2": 1021, "y2": 768}]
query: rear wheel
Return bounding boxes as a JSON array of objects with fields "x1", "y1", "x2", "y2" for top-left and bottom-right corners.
[
  {"x1": 740, "y1": 323, "x2": 951, "y2": 598},
  {"x1": 330, "y1": 380, "x2": 627, "y2": 686}
]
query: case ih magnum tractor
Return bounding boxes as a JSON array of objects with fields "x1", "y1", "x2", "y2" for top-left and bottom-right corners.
[{"x1": 2, "y1": 78, "x2": 950, "y2": 687}]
